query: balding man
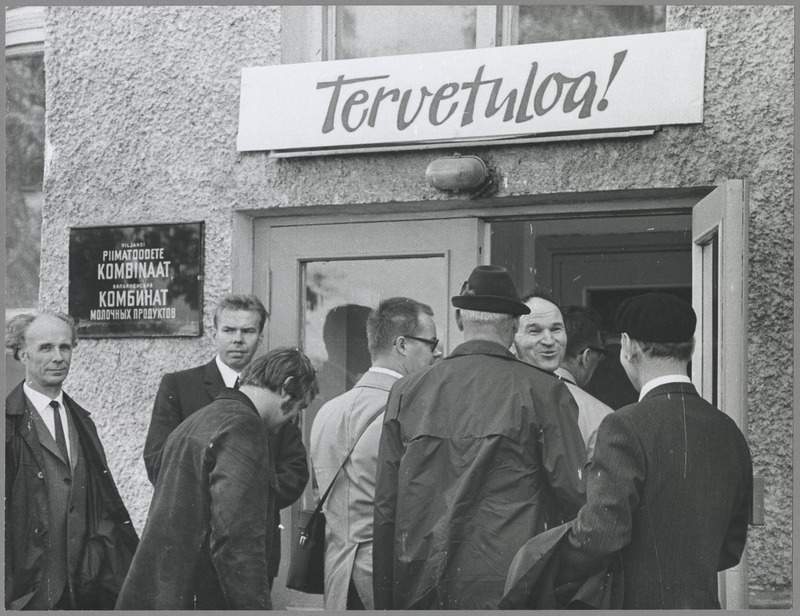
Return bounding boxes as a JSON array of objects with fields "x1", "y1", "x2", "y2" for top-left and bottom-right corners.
[
  {"x1": 515, "y1": 294, "x2": 611, "y2": 459},
  {"x1": 5, "y1": 312, "x2": 138, "y2": 609}
]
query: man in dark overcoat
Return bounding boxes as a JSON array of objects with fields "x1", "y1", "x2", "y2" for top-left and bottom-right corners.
[
  {"x1": 373, "y1": 265, "x2": 588, "y2": 609},
  {"x1": 555, "y1": 293, "x2": 752, "y2": 608},
  {"x1": 117, "y1": 347, "x2": 318, "y2": 610},
  {"x1": 5, "y1": 312, "x2": 138, "y2": 610},
  {"x1": 143, "y1": 293, "x2": 308, "y2": 583}
]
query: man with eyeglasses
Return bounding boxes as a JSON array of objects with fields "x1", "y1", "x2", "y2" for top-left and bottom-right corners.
[
  {"x1": 310, "y1": 297, "x2": 440, "y2": 610},
  {"x1": 555, "y1": 305, "x2": 613, "y2": 459}
]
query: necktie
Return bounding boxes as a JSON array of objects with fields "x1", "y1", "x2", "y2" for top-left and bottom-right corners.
[
  {"x1": 234, "y1": 376, "x2": 240, "y2": 390},
  {"x1": 49, "y1": 400, "x2": 70, "y2": 464}
]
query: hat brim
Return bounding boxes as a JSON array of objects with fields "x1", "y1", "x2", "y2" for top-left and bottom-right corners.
[{"x1": 452, "y1": 295, "x2": 531, "y2": 315}]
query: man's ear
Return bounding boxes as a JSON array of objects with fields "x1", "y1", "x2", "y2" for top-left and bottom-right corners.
[
  {"x1": 394, "y1": 335, "x2": 409, "y2": 356},
  {"x1": 280, "y1": 376, "x2": 295, "y2": 398},
  {"x1": 455, "y1": 309, "x2": 464, "y2": 332},
  {"x1": 620, "y1": 333, "x2": 632, "y2": 361}
]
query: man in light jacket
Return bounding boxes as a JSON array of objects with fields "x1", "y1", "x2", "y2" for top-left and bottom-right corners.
[{"x1": 310, "y1": 297, "x2": 441, "y2": 610}]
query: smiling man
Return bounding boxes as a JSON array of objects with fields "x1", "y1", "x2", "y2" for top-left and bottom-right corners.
[
  {"x1": 513, "y1": 292, "x2": 567, "y2": 371},
  {"x1": 118, "y1": 348, "x2": 318, "y2": 610},
  {"x1": 5, "y1": 312, "x2": 138, "y2": 609}
]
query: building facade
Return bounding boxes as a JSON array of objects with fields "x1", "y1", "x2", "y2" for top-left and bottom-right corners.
[{"x1": 11, "y1": 4, "x2": 794, "y2": 609}]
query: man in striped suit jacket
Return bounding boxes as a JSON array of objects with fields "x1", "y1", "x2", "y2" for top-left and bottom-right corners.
[{"x1": 558, "y1": 293, "x2": 752, "y2": 609}]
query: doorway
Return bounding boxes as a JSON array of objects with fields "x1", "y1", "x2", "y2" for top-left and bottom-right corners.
[
  {"x1": 490, "y1": 213, "x2": 692, "y2": 409},
  {"x1": 248, "y1": 182, "x2": 747, "y2": 609}
]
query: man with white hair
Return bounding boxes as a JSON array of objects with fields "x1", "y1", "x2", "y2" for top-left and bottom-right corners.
[{"x1": 373, "y1": 266, "x2": 587, "y2": 610}]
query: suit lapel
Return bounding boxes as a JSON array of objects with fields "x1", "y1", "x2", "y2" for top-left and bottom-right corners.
[
  {"x1": 23, "y1": 394, "x2": 70, "y2": 467},
  {"x1": 203, "y1": 359, "x2": 225, "y2": 401},
  {"x1": 63, "y1": 397, "x2": 83, "y2": 471}
]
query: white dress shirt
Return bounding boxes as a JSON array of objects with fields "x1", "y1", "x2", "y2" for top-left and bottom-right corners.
[
  {"x1": 639, "y1": 374, "x2": 692, "y2": 401},
  {"x1": 23, "y1": 382, "x2": 72, "y2": 463},
  {"x1": 215, "y1": 355, "x2": 241, "y2": 388}
]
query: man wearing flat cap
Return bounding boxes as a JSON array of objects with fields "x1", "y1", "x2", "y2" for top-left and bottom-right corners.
[
  {"x1": 548, "y1": 292, "x2": 753, "y2": 609},
  {"x1": 373, "y1": 265, "x2": 588, "y2": 610}
]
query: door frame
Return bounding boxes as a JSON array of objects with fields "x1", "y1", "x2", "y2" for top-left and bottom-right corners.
[{"x1": 232, "y1": 183, "x2": 749, "y2": 607}]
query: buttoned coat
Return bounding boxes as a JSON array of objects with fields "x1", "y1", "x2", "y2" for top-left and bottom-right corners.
[
  {"x1": 563, "y1": 382, "x2": 752, "y2": 609},
  {"x1": 143, "y1": 358, "x2": 308, "y2": 577},
  {"x1": 373, "y1": 340, "x2": 588, "y2": 609},
  {"x1": 117, "y1": 389, "x2": 273, "y2": 610},
  {"x1": 310, "y1": 370, "x2": 397, "y2": 610},
  {"x1": 5, "y1": 382, "x2": 138, "y2": 610}
]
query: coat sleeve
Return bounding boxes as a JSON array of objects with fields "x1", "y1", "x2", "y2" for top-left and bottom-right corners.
[
  {"x1": 559, "y1": 412, "x2": 645, "y2": 581},
  {"x1": 143, "y1": 372, "x2": 181, "y2": 484},
  {"x1": 208, "y1": 416, "x2": 272, "y2": 610},
  {"x1": 537, "y1": 381, "x2": 589, "y2": 519},
  {"x1": 717, "y1": 437, "x2": 753, "y2": 571},
  {"x1": 373, "y1": 390, "x2": 404, "y2": 610},
  {"x1": 272, "y1": 420, "x2": 309, "y2": 510}
]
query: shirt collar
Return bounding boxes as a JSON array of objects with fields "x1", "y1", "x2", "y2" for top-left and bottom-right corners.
[
  {"x1": 639, "y1": 374, "x2": 692, "y2": 400},
  {"x1": 215, "y1": 354, "x2": 241, "y2": 388},
  {"x1": 23, "y1": 382, "x2": 64, "y2": 414},
  {"x1": 368, "y1": 366, "x2": 404, "y2": 379},
  {"x1": 554, "y1": 367, "x2": 577, "y2": 384}
]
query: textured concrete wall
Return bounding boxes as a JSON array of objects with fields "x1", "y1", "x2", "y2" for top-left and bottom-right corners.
[
  {"x1": 42, "y1": 4, "x2": 792, "y2": 596},
  {"x1": 42, "y1": 5, "x2": 283, "y2": 527}
]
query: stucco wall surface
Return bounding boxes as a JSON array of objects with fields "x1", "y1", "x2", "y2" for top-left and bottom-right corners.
[
  {"x1": 42, "y1": 5, "x2": 282, "y2": 529},
  {"x1": 41, "y1": 4, "x2": 792, "y2": 595}
]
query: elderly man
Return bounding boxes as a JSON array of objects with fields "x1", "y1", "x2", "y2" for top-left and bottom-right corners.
[
  {"x1": 556, "y1": 293, "x2": 753, "y2": 608},
  {"x1": 515, "y1": 294, "x2": 611, "y2": 459},
  {"x1": 311, "y1": 297, "x2": 441, "y2": 611},
  {"x1": 373, "y1": 266, "x2": 587, "y2": 610},
  {"x1": 5, "y1": 312, "x2": 138, "y2": 609},
  {"x1": 143, "y1": 293, "x2": 308, "y2": 585},
  {"x1": 117, "y1": 347, "x2": 318, "y2": 610}
]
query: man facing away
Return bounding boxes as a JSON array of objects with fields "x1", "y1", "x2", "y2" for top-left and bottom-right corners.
[
  {"x1": 116, "y1": 347, "x2": 318, "y2": 610},
  {"x1": 373, "y1": 266, "x2": 587, "y2": 610},
  {"x1": 5, "y1": 312, "x2": 138, "y2": 610},
  {"x1": 310, "y1": 297, "x2": 441, "y2": 610},
  {"x1": 558, "y1": 293, "x2": 752, "y2": 608},
  {"x1": 143, "y1": 294, "x2": 308, "y2": 584},
  {"x1": 514, "y1": 293, "x2": 612, "y2": 460}
]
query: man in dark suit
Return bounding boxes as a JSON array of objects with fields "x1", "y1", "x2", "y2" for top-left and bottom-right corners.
[
  {"x1": 117, "y1": 348, "x2": 319, "y2": 609},
  {"x1": 557, "y1": 293, "x2": 752, "y2": 609},
  {"x1": 5, "y1": 312, "x2": 138, "y2": 609},
  {"x1": 143, "y1": 293, "x2": 308, "y2": 584}
]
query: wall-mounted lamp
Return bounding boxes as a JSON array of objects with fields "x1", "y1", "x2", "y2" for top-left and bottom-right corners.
[{"x1": 426, "y1": 155, "x2": 488, "y2": 192}]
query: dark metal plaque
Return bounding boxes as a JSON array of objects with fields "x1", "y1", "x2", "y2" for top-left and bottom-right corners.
[{"x1": 69, "y1": 222, "x2": 204, "y2": 337}]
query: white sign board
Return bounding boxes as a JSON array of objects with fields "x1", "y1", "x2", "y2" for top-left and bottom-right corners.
[{"x1": 238, "y1": 29, "x2": 705, "y2": 153}]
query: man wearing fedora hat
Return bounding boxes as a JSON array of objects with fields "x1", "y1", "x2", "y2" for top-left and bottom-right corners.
[
  {"x1": 373, "y1": 265, "x2": 588, "y2": 610},
  {"x1": 550, "y1": 292, "x2": 753, "y2": 609}
]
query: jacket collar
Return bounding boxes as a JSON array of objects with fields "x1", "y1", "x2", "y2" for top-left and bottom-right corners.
[
  {"x1": 447, "y1": 339, "x2": 518, "y2": 360},
  {"x1": 6, "y1": 380, "x2": 90, "y2": 420},
  {"x1": 204, "y1": 358, "x2": 225, "y2": 399},
  {"x1": 354, "y1": 369, "x2": 401, "y2": 392},
  {"x1": 215, "y1": 386, "x2": 259, "y2": 415}
]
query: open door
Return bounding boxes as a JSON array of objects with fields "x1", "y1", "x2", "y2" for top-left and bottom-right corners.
[
  {"x1": 692, "y1": 180, "x2": 749, "y2": 609},
  {"x1": 252, "y1": 216, "x2": 482, "y2": 609}
]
